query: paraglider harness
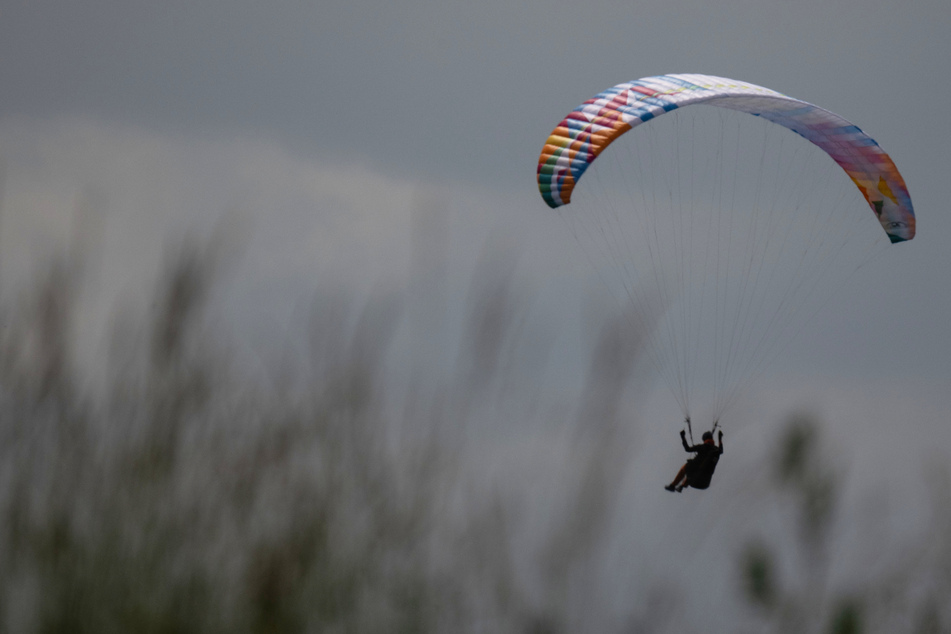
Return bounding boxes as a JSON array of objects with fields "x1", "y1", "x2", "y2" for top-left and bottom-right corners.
[{"x1": 681, "y1": 417, "x2": 722, "y2": 490}]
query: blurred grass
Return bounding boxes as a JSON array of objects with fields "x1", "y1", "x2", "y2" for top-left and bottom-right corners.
[
  {"x1": 0, "y1": 236, "x2": 949, "y2": 633},
  {"x1": 738, "y1": 414, "x2": 951, "y2": 633},
  {"x1": 0, "y1": 246, "x2": 458, "y2": 633}
]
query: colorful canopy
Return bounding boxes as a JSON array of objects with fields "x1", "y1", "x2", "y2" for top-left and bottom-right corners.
[{"x1": 537, "y1": 74, "x2": 914, "y2": 242}]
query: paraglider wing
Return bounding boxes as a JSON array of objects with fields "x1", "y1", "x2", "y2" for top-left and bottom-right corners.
[{"x1": 537, "y1": 74, "x2": 914, "y2": 242}]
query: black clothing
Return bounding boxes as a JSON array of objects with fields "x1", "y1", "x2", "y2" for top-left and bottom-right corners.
[{"x1": 681, "y1": 435, "x2": 723, "y2": 490}]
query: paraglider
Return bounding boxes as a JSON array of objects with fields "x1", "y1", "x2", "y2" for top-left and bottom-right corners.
[
  {"x1": 536, "y1": 74, "x2": 915, "y2": 481},
  {"x1": 665, "y1": 423, "x2": 724, "y2": 492}
]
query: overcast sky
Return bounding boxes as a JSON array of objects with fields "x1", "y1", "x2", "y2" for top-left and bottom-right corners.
[
  {"x1": 3, "y1": 0, "x2": 946, "y2": 375},
  {"x1": 4, "y1": 0, "x2": 947, "y2": 184},
  {"x1": 2, "y1": 1, "x2": 950, "y2": 625}
]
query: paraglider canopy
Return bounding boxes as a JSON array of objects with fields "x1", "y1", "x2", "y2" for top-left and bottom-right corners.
[{"x1": 538, "y1": 74, "x2": 914, "y2": 242}]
